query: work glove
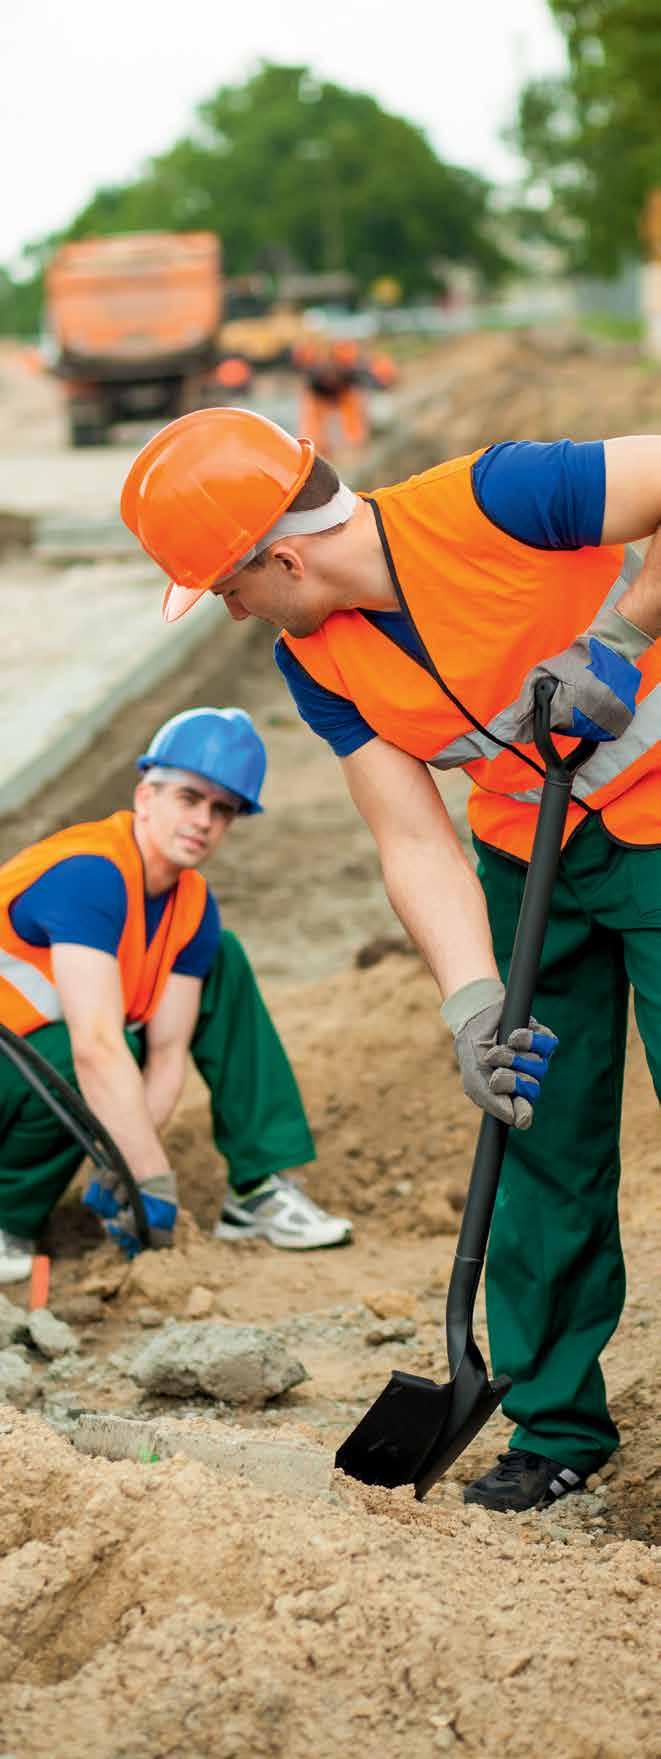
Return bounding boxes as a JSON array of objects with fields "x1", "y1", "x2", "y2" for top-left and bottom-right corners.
[
  {"x1": 441, "y1": 977, "x2": 558, "y2": 1130},
  {"x1": 83, "y1": 1167, "x2": 178, "y2": 1259},
  {"x1": 516, "y1": 606, "x2": 652, "y2": 744}
]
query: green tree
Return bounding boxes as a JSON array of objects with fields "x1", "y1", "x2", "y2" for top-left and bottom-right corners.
[
  {"x1": 514, "y1": 2, "x2": 661, "y2": 274},
  {"x1": 1, "y1": 61, "x2": 509, "y2": 334}
]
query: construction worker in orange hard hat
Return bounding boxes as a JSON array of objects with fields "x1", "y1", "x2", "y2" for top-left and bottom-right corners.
[{"x1": 121, "y1": 402, "x2": 661, "y2": 1516}]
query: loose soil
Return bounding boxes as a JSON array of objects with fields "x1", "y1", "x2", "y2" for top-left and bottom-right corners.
[{"x1": 0, "y1": 329, "x2": 658, "y2": 1758}]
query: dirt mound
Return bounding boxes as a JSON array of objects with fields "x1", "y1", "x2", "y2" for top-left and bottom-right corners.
[
  {"x1": 0, "y1": 1410, "x2": 658, "y2": 1759},
  {"x1": 167, "y1": 949, "x2": 473, "y2": 1240}
]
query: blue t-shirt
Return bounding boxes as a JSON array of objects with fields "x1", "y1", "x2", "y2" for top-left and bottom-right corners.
[
  {"x1": 274, "y1": 438, "x2": 606, "y2": 755},
  {"x1": 10, "y1": 855, "x2": 221, "y2": 980}
]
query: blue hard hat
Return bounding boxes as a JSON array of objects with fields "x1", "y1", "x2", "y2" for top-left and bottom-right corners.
[{"x1": 136, "y1": 707, "x2": 266, "y2": 814}]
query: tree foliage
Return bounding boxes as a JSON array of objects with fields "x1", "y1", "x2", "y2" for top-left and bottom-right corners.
[
  {"x1": 1, "y1": 62, "x2": 508, "y2": 334},
  {"x1": 514, "y1": 1, "x2": 661, "y2": 274}
]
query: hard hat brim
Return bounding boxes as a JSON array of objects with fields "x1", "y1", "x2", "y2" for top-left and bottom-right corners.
[{"x1": 162, "y1": 581, "x2": 209, "y2": 624}]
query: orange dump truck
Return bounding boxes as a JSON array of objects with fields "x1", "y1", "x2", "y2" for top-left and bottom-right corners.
[{"x1": 45, "y1": 231, "x2": 222, "y2": 446}]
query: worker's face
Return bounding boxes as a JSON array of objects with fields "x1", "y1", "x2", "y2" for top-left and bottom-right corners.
[
  {"x1": 134, "y1": 775, "x2": 241, "y2": 869},
  {"x1": 211, "y1": 541, "x2": 333, "y2": 638}
]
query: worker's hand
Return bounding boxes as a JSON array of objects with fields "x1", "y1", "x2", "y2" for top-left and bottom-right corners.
[
  {"x1": 83, "y1": 1167, "x2": 178, "y2": 1258},
  {"x1": 441, "y1": 978, "x2": 558, "y2": 1130},
  {"x1": 516, "y1": 606, "x2": 652, "y2": 744}
]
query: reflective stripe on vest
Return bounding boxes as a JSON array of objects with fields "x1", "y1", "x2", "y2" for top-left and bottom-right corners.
[
  {"x1": 0, "y1": 948, "x2": 63, "y2": 1022},
  {"x1": 280, "y1": 456, "x2": 660, "y2": 859}
]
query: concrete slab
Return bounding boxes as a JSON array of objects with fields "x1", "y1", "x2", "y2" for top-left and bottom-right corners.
[
  {"x1": 73, "y1": 1412, "x2": 333, "y2": 1500},
  {"x1": 0, "y1": 557, "x2": 224, "y2": 813}
]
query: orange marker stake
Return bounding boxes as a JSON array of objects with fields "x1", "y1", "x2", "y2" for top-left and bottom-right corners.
[{"x1": 29, "y1": 1254, "x2": 50, "y2": 1311}]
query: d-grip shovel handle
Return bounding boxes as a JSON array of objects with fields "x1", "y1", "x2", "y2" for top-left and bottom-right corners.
[{"x1": 445, "y1": 678, "x2": 597, "y2": 1373}]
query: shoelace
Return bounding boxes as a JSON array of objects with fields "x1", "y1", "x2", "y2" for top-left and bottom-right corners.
[{"x1": 493, "y1": 1450, "x2": 548, "y2": 1479}]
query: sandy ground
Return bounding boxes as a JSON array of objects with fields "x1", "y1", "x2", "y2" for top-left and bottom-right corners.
[{"x1": 0, "y1": 331, "x2": 659, "y2": 1758}]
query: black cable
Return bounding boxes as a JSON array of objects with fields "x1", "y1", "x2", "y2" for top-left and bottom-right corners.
[{"x1": 0, "y1": 1024, "x2": 150, "y2": 1248}]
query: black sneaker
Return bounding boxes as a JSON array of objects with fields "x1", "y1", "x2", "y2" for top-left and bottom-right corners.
[{"x1": 463, "y1": 1448, "x2": 585, "y2": 1513}]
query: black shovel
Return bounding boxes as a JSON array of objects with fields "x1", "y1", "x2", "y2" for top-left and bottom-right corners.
[
  {"x1": 335, "y1": 678, "x2": 597, "y2": 1500},
  {"x1": 0, "y1": 1023, "x2": 151, "y2": 1247}
]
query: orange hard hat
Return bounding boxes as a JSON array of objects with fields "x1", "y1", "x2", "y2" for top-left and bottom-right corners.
[{"x1": 121, "y1": 407, "x2": 315, "y2": 623}]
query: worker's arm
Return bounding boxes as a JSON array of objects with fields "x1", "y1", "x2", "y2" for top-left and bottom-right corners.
[
  {"x1": 342, "y1": 738, "x2": 499, "y2": 997},
  {"x1": 602, "y1": 435, "x2": 661, "y2": 544},
  {"x1": 51, "y1": 941, "x2": 171, "y2": 1181},
  {"x1": 341, "y1": 738, "x2": 557, "y2": 1128},
  {"x1": 142, "y1": 972, "x2": 202, "y2": 1130},
  {"x1": 600, "y1": 439, "x2": 661, "y2": 640}
]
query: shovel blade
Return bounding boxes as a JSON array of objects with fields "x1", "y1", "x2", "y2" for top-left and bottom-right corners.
[
  {"x1": 335, "y1": 1362, "x2": 511, "y2": 1499},
  {"x1": 335, "y1": 1369, "x2": 454, "y2": 1490}
]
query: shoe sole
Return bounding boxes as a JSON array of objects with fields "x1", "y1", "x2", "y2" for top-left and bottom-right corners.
[
  {"x1": 463, "y1": 1483, "x2": 585, "y2": 1514},
  {"x1": 214, "y1": 1221, "x2": 353, "y2": 1250}
]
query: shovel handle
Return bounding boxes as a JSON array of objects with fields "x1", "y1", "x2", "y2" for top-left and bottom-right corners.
[{"x1": 446, "y1": 680, "x2": 597, "y2": 1367}]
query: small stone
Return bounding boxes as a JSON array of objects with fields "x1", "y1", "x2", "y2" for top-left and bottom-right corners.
[
  {"x1": 502, "y1": 1651, "x2": 533, "y2": 1679},
  {"x1": 185, "y1": 1286, "x2": 215, "y2": 1320},
  {"x1": 0, "y1": 1348, "x2": 36, "y2": 1407},
  {"x1": 27, "y1": 1308, "x2": 78, "y2": 1359},
  {"x1": 365, "y1": 1317, "x2": 417, "y2": 1346},
  {"x1": 364, "y1": 1289, "x2": 417, "y2": 1320},
  {"x1": 0, "y1": 1294, "x2": 29, "y2": 1350},
  {"x1": 136, "y1": 1306, "x2": 163, "y2": 1328},
  {"x1": 53, "y1": 1294, "x2": 106, "y2": 1325},
  {"x1": 433, "y1": 1731, "x2": 456, "y2": 1752},
  {"x1": 417, "y1": 1193, "x2": 459, "y2": 1236},
  {"x1": 585, "y1": 1472, "x2": 602, "y2": 1491}
]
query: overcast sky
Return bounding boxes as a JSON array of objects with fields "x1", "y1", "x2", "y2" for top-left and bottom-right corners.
[{"x1": 1, "y1": 0, "x2": 567, "y2": 266}]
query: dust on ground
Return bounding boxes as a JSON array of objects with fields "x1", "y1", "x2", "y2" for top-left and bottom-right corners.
[{"x1": 0, "y1": 328, "x2": 659, "y2": 1758}]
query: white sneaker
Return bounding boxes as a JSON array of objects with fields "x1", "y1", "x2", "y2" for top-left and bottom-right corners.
[
  {"x1": 214, "y1": 1176, "x2": 353, "y2": 1250},
  {"x1": 0, "y1": 1227, "x2": 34, "y2": 1284}
]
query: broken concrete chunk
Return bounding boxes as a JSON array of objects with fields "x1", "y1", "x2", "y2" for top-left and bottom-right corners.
[
  {"x1": 366, "y1": 1317, "x2": 417, "y2": 1346},
  {"x1": 135, "y1": 1306, "x2": 163, "y2": 1329},
  {"x1": 0, "y1": 1348, "x2": 36, "y2": 1407},
  {"x1": 52, "y1": 1294, "x2": 106, "y2": 1325},
  {"x1": 27, "y1": 1309, "x2": 79, "y2": 1360},
  {"x1": 130, "y1": 1321, "x2": 307, "y2": 1407},
  {"x1": 0, "y1": 1294, "x2": 29, "y2": 1351}
]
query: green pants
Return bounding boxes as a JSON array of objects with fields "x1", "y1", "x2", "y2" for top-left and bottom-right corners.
[
  {"x1": 475, "y1": 816, "x2": 661, "y2": 1472},
  {"x1": 0, "y1": 930, "x2": 314, "y2": 1240}
]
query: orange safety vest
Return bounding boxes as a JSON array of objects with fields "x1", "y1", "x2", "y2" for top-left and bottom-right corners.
[
  {"x1": 281, "y1": 450, "x2": 661, "y2": 860},
  {"x1": 0, "y1": 811, "x2": 207, "y2": 1037}
]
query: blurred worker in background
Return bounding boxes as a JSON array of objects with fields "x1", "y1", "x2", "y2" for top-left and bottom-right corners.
[
  {"x1": 122, "y1": 406, "x2": 661, "y2": 1515},
  {"x1": 295, "y1": 335, "x2": 368, "y2": 453},
  {"x1": 0, "y1": 706, "x2": 352, "y2": 1284}
]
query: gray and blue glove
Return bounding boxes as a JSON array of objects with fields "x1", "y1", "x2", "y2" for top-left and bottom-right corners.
[
  {"x1": 441, "y1": 978, "x2": 558, "y2": 1130},
  {"x1": 518, "y1": 606, "x2": 652, "y2": 744},
  {"x1": 83, "y1": 1167, "x2": 178, "y2": 1259}
]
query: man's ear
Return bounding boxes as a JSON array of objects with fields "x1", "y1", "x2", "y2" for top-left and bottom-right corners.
[{"x1": 270, "y1": 540, "x2": 306, "y2": 578}]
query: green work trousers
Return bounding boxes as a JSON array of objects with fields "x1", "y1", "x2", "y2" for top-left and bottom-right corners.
[
  {"x1": 0, "y1": 929, "x2": 315, "y2": 1240},
  {"x1": 475, "y1": 816, "x2": 661, "y2": 1472}
]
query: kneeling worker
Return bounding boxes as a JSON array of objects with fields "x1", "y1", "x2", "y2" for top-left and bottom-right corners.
[{"x1": 0, "y1": 706, "x2": 351, "y2": 1283}]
